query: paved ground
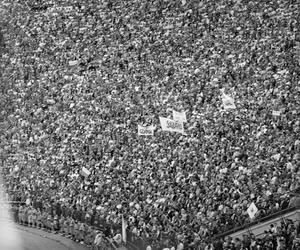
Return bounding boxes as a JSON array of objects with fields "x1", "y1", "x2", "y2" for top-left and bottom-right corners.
[
  {"x1": 0, "y1": 221, "x2": 130, "y2": 250},
  {"x1": 16, "y1": 224, "x2": 90, "y2": 250}
]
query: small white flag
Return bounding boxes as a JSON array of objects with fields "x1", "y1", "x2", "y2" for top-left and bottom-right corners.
[
  {"x1": 247, "y1": 202, "x2": 258, "y2": 219},
  {"x1": 272, "y1": 153, "x2": 281, "y2": 161},
  {"x1": 173, "y1": 110, "x2": 187, "y2": 122},
  {"x1": 80, "y1": 167, "x2": 91, "y2": 178},
  {"x1": 138, "y1": 125, "x2": 154, "y2": 136},
  {"x1": 26, "y1": 198, "x2": 31, "y2": 206},
  {"x1": 159, "y1": 117, "x2": 184, "y2": 134},
  {"x1": 122, "y1": 215, "x2": 127, "y2": 244},
  {"x1": 222, "y1": 93, "x2": 236, "y2": 110}
]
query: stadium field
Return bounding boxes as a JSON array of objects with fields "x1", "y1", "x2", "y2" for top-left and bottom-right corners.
[{"x1": 16, "y1": 224, "x2": 89, "y2": 250}]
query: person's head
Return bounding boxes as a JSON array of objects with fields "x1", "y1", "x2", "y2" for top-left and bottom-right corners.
[
  {"x1": 234, "y1": 238, "x2": 241, "y2": 246},
  {"x1": 279, "y1": 237, "x2": 285, "y2": 244}
]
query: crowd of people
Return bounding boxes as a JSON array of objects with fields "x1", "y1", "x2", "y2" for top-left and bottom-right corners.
[
  {"x1": 9, "y1": 203, "x2": 117, "y2": 250},
  {"x1": 206, "y1": 219, "x2": 300, "y2": 250},
  {"x1": 0, "y1": 0, "x2": 299, "y2": 249}
]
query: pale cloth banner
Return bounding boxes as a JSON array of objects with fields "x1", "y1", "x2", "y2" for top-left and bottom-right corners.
[
  {"x1": 222, "y1": 93, "x2": 236, "y2": 110},
  {"x1": 159, "y1": 117, "x2": 184, "y2": 134},
  {"x1": 272, "y1": 110, "x2": 281, "y2": 116},
  {"x1": 122, "y1": 215, "x2": 127, "y2": 244},
  {"x1": 173, "y1": 110, "x2": 187, "y2": 122},
  {"x1": 138, "y1": 125, "x2": 154, "y2": 136},
  {"x1": 247, "y1": 202, "x2": 258, "y2": 219},
  {"x1": 69, "y1": 60, "x2": 78, "y2": 66},
  {"x1": 80, "y1": 167, "x2": 91, "y2": 178}
]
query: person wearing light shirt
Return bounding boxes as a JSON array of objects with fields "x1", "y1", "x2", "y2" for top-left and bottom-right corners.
[{"x1": 177, "y1": 242, "x2": 184, "y2": 250}]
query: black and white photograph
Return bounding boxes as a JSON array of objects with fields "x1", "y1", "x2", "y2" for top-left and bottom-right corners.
[{"x1": 0, "y1": 0, "x2": 299, "y2": 249}]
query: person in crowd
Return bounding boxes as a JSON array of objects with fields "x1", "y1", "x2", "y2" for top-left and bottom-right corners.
[
  {"x1": 58, "y1": 214, "x2": 65, "y2": 235},
  {"x1": 94, "y1": 230, "x2": 105, "y2": 250},
  {"x1": 36, "y1": 209, "x2": 43, "y2": 229},
  {"x1": 78, "y1": 220, "x2": 86, "y2": 244}
]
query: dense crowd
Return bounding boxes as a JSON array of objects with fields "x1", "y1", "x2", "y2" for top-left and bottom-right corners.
[
  {"x1": 0, "y1": 0, "x2": 300, "y2": 249},
  {"x1": 206, "y1": 219, "x2": 300, "y2": 250},
  {"x1": 10, "y1": 204, "x2": 115, "y2": 250}
]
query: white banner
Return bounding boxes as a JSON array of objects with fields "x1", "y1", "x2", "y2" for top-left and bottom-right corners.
[
  {"x1": 69, "y1": 60, "x2": 78, "y2": 66},
  {"x1": 138, "y1": 125, "x2": 154, "y2": 136},
  {"x1": 80, "y1": 167, "x2": 91, "y2": 178},
  {"x1": 247, "y1": 202, "x2": 258, "y2": 219},
  {"x1": 173, "y1": 110, "x2": 187, "y2": 122},
  {"x1": 122, "y1": 215, "x2": 127, "y2": 244},
  {"x1": 222, "y1": 93, "x2": 236, "y2": 110},
  {"x1": 272, "y1": 110, "x2": 281, "y2": 116},
  {"x1": 159, "y1": 117, "x2": 184, "y2": 134}
]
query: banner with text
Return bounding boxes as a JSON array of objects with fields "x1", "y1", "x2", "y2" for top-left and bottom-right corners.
[
  {"x1": 159, "y1": 117, "x2": 184, "y2": 134},
  {"x1": 138, "y1": 125, "x2": 154, "y2": 136}
]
